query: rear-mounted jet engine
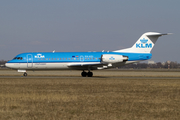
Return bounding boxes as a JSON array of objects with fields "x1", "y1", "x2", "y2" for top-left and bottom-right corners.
[{"x1": 101, "y1": 54, "x2": 128, "y2": 63}]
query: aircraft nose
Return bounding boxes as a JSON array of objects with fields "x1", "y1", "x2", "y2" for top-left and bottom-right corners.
[
  {"x1": 5, "y1": 63, "x2": 9, "y2": 67},
  {"x1": 5, "y1": 62, "x2": 12, "y2": 68}
]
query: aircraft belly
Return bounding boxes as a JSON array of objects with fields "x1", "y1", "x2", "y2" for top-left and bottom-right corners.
[
  {"x1": 33, "y1": 63, "x2": 68, "y2": 70},
  {"x1": 7, "y1": 63, "x2": 69, "y2": 70},
  {"x1": 5, "y1": 63, "x2": 26, "y2": 69}
]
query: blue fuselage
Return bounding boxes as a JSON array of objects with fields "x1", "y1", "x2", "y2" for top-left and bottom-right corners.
[{"x1": 7, "y1": 52, "x2": 151, "y2": 64}]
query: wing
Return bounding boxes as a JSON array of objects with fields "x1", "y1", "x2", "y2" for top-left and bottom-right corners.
[{"x1": 67, "y1": 62, "x2": 107, "y2": 70}]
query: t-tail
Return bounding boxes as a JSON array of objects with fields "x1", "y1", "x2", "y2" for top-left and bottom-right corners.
[{"x1": 114, "y1": 32, "x2": 171, "y2": 53}]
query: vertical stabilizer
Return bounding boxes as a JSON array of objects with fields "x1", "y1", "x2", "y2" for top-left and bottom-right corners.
[{"x1": 114, "y1": 32, "x2": 170, "y2": 53}]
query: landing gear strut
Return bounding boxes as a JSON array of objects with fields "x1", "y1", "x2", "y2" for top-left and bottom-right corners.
[
  {"x1": 23, "y1": 72, "x2": 27, "y2": 77},
  {"x1": 81, "y1": 71, "x2": 93, "y2": 77}
]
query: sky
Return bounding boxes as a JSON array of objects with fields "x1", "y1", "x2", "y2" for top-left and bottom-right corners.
[{"x1": 0, "y1": 0, "x2": 180, "y2": 62}]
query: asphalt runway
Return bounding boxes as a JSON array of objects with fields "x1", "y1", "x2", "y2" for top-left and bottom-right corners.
[
  {"x1": 1, "y1": 76, "x2": 180, "y2": 80},
  {"x1": 1, "y1": 69, "x2": 180, "y2": 79}
]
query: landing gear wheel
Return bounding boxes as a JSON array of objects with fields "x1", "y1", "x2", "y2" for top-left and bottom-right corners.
[
  {"x1": 87, "y1": 72, "x2": 93, "y2": 77},
  {"x1": 23, "y1": 72, "x2": 27, "y2": 77},
  {"x1": 81, "y1": 72, "x2": 87, "y2": 77}
]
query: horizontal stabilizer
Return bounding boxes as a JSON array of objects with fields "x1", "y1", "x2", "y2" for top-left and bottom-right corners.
[{"x1": 146, "y1": 33, "x2": 172, "y2": 37}]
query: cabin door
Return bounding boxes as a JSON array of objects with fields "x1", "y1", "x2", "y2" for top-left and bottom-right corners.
[
  {"x1": 27, "y1": 54, "x2": 33, "y2": 68},
  {"x1": 80, "y1": 55, "x2": 84, "y2": 62}
]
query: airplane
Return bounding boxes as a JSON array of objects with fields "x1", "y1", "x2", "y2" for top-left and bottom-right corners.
[{"x1": 5, "y1": 32, "x2": 171, "y2": 77}]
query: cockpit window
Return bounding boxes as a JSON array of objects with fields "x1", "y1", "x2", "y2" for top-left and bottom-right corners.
[{"x1": 13, "y1": 57, "x2": 23, "y2": 60}]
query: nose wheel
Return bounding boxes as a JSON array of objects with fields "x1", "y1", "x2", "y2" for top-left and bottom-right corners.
[
  {"x1": 23, "y1": 72, "x2": 27, "y2": 77},
  {"x1": 81, "y1": 71, "x2": 93, "y2": 77}
]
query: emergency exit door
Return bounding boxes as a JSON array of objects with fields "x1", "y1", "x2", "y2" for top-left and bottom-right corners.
[{"x1": 27, "y1": 54, "x2": 33, "y2": 68}]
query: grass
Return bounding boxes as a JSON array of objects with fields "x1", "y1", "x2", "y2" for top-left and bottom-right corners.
[{"x1": 0, "y1": 72, "x2": 180, "y2": 119}]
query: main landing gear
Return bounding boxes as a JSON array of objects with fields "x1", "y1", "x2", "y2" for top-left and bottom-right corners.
[{"x1": 81, "y1": 71, "x2": 93, "y2": 77}]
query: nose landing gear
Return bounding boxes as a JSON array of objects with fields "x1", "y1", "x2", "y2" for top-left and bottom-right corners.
[
  {"x1": 23, "y1": 72, "x2": 27, "y2": 77},
  {"x1": 81, "y1": 71, "x2": 93, "y2": 77}
]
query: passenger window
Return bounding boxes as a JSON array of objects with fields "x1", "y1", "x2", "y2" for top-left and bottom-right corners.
[
  {"x1": 49, "y1": 58, "x2": 51, "y2": 60},
  {"x1": 52, "y1": 58, "x2": 53, "y2": 60},
  {"x1": 55, "y1": 58, "x2": 56, "y2": 60},
  {"x1": 38, "y1": 58, "x2": 40, "y2": 60},
  {"x1": 46, "y1": 58, "x2": 48, "y2": 60}
]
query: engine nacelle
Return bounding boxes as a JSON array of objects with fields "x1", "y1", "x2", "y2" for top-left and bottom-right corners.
[{"x1": 101, "y1": 54, "x2": 128, "y2": 63}]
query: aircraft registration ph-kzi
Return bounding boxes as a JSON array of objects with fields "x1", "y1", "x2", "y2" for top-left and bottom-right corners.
[{"x1": 5, "y1": 32, "x2": 171, "y2": 77}]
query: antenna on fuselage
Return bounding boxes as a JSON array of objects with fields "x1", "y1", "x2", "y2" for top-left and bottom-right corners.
[{"x1": 53, "y1": 50, "x2": 55, "y2": 53}]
